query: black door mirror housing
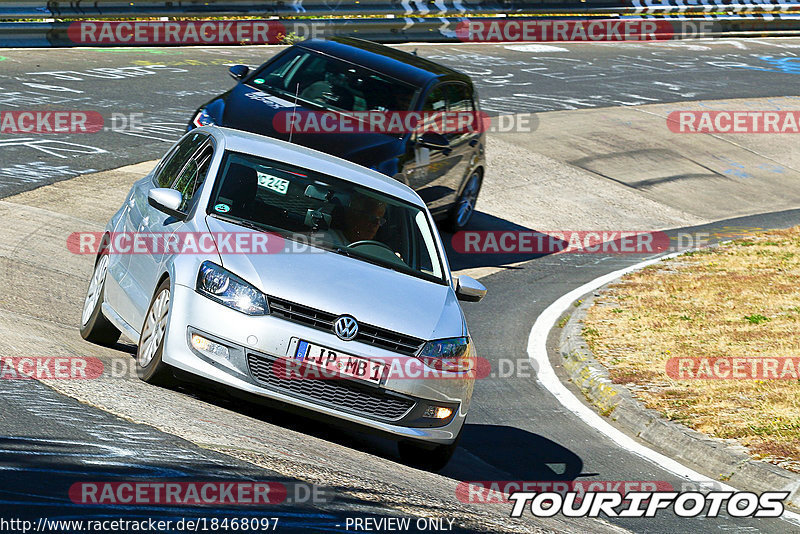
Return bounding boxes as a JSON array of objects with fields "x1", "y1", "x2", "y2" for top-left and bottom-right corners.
[
  {"x1": 229, "y1": 65, "x2": 250, "y2": 81},
  {"x1": 417, "y1": 132, "x2": 450, "y2": 151}
]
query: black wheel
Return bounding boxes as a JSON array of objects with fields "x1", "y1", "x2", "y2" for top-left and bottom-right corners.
[
  {"x1": 136, "y1": 278, "x2": 175, "y2": 386},
  {"x1": 80, "y1": 251, "x2": 121, "y2": 346},
  {"x1": 398, "y1": 433, "x2": 461, "y2": 472},
  {"x1": 447, "y1": 171, "x2": 482, "y2": 232}
]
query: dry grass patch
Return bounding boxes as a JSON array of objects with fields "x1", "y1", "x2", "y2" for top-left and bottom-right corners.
[{"x1": 584, "y1": 227, "x2": 800, "y2": 473}]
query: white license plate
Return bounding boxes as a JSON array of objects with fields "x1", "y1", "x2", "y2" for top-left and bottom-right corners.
[{"x1": 295, "y1": 340, "x2": 385, "y2": 384}]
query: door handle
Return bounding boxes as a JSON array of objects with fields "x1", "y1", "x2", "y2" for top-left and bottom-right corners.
[{"x1": 129, "y1": 197, "x2": 136, "y2": 208}]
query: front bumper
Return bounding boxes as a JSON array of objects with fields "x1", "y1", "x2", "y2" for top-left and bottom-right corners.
[{"x1": 162, "y1": 283, "x2": 473, "y2": 444}]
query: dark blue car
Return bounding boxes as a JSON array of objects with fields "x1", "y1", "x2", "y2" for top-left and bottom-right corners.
[{"x1": 188, "y1": 37, "x2": 485, "y2": 231}]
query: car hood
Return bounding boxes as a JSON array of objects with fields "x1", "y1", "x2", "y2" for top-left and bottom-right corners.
[
  {"x1": 221, "y1": 84, "x2": 406, "y2": 167},
  {"x1": 205, "y1": 216, "x2": 463, "y2": 341}
]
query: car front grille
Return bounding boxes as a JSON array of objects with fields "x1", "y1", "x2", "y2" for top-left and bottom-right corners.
[
  {"x1": 246, "y1": 353, "x2": 415, "y2": 421},
  {"x1": 267, "y1": 295, "x2": 425, "y2": 356}
]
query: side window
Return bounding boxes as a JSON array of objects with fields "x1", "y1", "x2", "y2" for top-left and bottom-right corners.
[
  {"x1": 153, "y1": 132, "x2": 206, "y2": 188},
  {"x1": 419, "y1": 85, "x2": 447, "y2": 137},
  {"x1": 256, "y1": 48, "x2": 306, "y2": 90},
  {"x1": 422, "y1": 86, "x2": 447, "y2": 113},
  {"x1": 173, "y1": 143, "x2": 214, "y2": 213},
  {"x1": 446, "y1": 84, "x2": 473, "y2": 113},
  {"x1": 150, "y1": 145, "x2": 178, "y2": 185},
  {"x1": 445, "y1": 84, "x2": 474, "y2": 141},
  {"x1": 420, "y1": 84, "x2": 474, "y2": 141}
]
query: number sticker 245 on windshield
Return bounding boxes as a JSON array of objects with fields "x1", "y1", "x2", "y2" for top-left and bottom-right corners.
[{"x1": 257, "y1": 171, "x2": 290, "y2": 195}]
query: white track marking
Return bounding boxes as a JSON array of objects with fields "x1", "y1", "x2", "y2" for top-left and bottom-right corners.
[
  {"x1": 503, "y1": 44, "x2": 569, "y2": 52},
  {"x1": 527, "y1": 251, "x2": 800, "y2": 525}
]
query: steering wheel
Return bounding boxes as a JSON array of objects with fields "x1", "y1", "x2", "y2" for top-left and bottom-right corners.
[{"x1": 348, "y1": 240, "x2": 394, "y2": 252}]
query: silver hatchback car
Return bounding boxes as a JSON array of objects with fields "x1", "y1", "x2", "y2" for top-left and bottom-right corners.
[{"x1": 80, "y1": 126, "x2": 486, "y2": 469}]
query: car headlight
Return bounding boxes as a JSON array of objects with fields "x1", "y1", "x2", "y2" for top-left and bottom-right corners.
[
  {"x1": 192, "y1": 108, "x2": 216, "y2": 128},
  {"x1": 417, "y1": 336, "x2": 473, "y2": 372},
  {"x1": 196, "y1": 261, "x2": 268, "y2": 315}
]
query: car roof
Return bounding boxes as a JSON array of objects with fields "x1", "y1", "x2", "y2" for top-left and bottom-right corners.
[
  {"x1": 297, "y1": 37, "x2": 471, "y2": 88},
  {"x1": 203, "y1": 126, "x2": 425, "y2": 206}
]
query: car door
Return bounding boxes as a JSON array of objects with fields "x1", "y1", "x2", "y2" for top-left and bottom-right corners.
[
  {"x1": 104, "y1": 141, "x2": 180, "y2": 327},
  {"x1": 405, "y1": 85, "x2": 458, "y2": 210},
  {"x1": 117, "y1": 131, "x2": 209, "y2": 331},
  {"x1": 406, "y1": 83, "x2": 476, "y2": 215},
  {"x1": 442, "y1": 83, "x2": 482, "y2": 209}
]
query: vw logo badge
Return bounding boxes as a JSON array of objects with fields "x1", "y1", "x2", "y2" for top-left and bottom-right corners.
[{"x1": 334, "y1": 315, "x2": 359, "y2": 341}]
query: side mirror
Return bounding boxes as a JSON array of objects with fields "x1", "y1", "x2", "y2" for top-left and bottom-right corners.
[
  {"x1": 455, "y1": 275, "x2": 487, "y2": 303},
  {"x1": 229, "y1": 65, "x2": 250, "y2": 81},
  {"x1": 148, "y1": 188, "x2": 185, "y2": 219},
  {"x1": 417, "y1": 132, "x2": 450, "y2": 151}
]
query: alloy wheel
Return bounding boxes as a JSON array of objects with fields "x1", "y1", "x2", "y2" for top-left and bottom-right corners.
[
  {"x1": 81, "y1": 255, "x2": 109, "y2": 326},
  {"x1": 139, "y1": 288, "x2": 170, "y2": 368}
]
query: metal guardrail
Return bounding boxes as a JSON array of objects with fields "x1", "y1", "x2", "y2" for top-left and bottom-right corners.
[
  {"x1": 3, "y1": 0, "x2": 800, "y2": 19},
  {"x1": 2, "y1": 15, "x2": 800, "y2": 48},
  {"x1": 3, "y1": 1, "x2": 800, "y2": 46}
]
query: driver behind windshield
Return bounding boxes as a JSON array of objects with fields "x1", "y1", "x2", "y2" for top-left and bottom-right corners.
[
  {"x1": 300, "y1": 63, "x2": 356, "y2": 110},
  {"x1": 322, "y1": 194, "x2": 387, "y2": 246}
]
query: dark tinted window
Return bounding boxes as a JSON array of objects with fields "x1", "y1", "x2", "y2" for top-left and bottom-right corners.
[
  {"x1": 446, "y1": 84, "x2": 473, "y2": 113},
  {"x1": 420, "y1": 84, "x2": 474, "y2": 140},
  {"x1": 173, "y1": 143, "x2": 214, "y2": 212},
  {"x1": 422, "y1": 86, "x2": 447, "y2": 113},
  {"x1": 154, "y1": 132, "x2": 206, "y2": 188},
  {"x1": 445, "y1": 84, "x2": 475, "y2": 140}
]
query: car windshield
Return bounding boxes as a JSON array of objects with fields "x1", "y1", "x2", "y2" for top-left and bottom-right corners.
[
  {"x1": 248, "y1": 48, "x2": 418, "y2": 113},
  {"x1": 208, "y1": 151, "x2": 446, "y2": 284}
]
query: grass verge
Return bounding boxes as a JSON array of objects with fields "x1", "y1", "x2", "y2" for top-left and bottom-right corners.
[{"x1": 583, "y1": 226, "x2": 800, "y2": 473}]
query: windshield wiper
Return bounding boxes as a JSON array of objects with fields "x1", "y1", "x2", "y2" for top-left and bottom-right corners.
[
  {"x1": 209, "y1": 213, "x2": 270, "y2": 233},
  {"x1": 332, "y1": 246, "x2": 353, "y2": 257},
  {"x1": 330, "y1": 246, "x2": 407, "y2": 274}
]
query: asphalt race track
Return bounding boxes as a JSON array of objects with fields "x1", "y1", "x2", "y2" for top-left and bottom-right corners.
[
  {"x1": 2, "y1": 40, "x2": 800, "y2": 533},
  {"x1": 4, "y1": 40, "x2": 800, "y2": 197}
]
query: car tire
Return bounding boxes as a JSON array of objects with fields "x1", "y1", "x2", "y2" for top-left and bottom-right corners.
[
  {"x1": 80, "y1": 251, "x2": 121, "y2": 346},
  {"x1": 447, "y1": 171, "x2": 482, "y2": 232},
  {"x1": 136, "y1": 278, "x2": 176, "y2": 386},
  {"x1": 398, "y1": 432, "x2": 461, "y2": 472}
]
